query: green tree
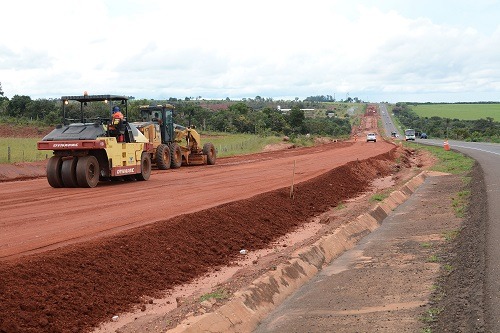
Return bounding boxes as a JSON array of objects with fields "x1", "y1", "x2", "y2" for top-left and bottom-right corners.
[
  {"x1": 228, "y1": 102, "x2": 251, "y2": 115},
  {"x1": 262, "y1": 107, "x2": 287, "y2": 133},
  {"x1": 7, "y1": 95, "x2": 32, "y2": 117},
  {"x1": 27, "y1": 99, "x2": 58, "y2": 120},
  {"x1": 0, "y1": 83, "x2": 7, "y2": 114},
  {"x1": 288, "y1": 105, "x2": 305, "y2": 134}
]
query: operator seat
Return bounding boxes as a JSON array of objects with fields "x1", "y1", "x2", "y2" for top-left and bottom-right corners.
[{"x1": 109, "y1": 117, "x2": 127, "y2": 142}]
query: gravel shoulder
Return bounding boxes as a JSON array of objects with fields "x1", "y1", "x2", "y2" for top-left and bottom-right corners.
[{"x1": 254, "y1": 171, "x2": 464, "y2": 333}]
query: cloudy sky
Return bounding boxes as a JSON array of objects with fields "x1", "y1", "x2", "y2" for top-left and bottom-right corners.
[{"x1": 1, "y1": 0, "x2": 499, "y2": 102}]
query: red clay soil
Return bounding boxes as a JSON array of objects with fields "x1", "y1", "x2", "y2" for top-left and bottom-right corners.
[
  {"x1": 0, "y1": 147, "x2": 402, "y2": 333},
  {"x1": 0, "y1": 124, "x2": 51, "y2": 138},
  {"x1": 0, "y1": 141, "x2": 394, "y2": 260}
]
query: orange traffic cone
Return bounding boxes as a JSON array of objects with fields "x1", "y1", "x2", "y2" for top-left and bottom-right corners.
[{"x1": 443, "y1": 140, "x2": 450, "y2": 151}]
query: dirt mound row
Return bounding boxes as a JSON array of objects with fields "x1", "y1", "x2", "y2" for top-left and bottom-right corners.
[
  {"x1": 0, "y1": 148, "x2": 399, "y2": 333},
  {"x1": 0, "y1": 124, "x2": 51, "y2": 138}
]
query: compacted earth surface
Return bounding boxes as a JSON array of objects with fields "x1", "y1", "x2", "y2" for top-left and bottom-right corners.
[{"x1": 0, "y1": 118, "x2": 485, "y2": 333}]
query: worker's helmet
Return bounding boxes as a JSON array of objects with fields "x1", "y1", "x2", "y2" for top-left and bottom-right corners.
[{"x1": 112, "y1": 106, "x2": 120, "y2": 113}]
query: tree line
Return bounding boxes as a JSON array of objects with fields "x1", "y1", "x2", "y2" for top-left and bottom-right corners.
[
  {"x1": 393, "y1": 103, "x2": 500, "y2": 142},
  {"x1": 0, "y1": 92, "x2": 351, "y2": 138}
]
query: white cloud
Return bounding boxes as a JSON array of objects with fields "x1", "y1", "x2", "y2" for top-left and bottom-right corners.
[{"x1": 0, "y1": 0, "x2": 499, "y2": 102}]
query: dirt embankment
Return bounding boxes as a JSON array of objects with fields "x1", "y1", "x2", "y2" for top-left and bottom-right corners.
[
  {"x1": 0, "y1": 123, "x2": 51, "y2": 138},
  {"x1": 0, "y1": 147, "x2": 412, "y2": 333}
]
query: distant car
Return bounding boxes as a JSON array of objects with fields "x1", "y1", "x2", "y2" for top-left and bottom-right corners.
[
  {"x1": 366, "y1": 133, "x2": 377, "y2": 142},
  {"x1": 420, "y1": 133, "x2": 428, "y2": 139},
  {"x1": 391, "y1": 131, "x2": 397, "y2": 137}
]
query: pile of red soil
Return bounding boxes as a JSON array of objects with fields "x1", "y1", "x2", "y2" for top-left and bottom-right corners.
[
  {"x1": 0, "y1": 149, "x2": 399, "y2": 333},
  {"x1": 0, "y1": 124, "x2": 51, "y2": 138}
]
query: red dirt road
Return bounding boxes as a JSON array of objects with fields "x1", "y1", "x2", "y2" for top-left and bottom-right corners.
[
  {"x1": 1, "y1": 107, "x2": 409, "y2": 333},
  {"x1": 0, "y1": 140, "x2": 394, "y2": 260}
]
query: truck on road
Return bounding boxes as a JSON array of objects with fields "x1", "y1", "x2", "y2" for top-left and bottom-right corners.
[{"x1": 404, "y1": 129, "x2": 416, "y2": 141}]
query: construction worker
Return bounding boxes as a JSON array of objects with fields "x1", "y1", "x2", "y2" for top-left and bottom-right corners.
[
  {"x1": 112, "y1": 106, "x2": 124, "y2": 120},
  {"x1": 110, "y1": 106, "x2": 125, "y2": 142}
]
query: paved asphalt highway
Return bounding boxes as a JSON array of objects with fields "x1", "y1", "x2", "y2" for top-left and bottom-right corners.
[
  {"x1": 379, "y1": 103, "x2": 400, "y2": 137},
  {"x1": 378, "y1": 105, "x2": 500, "y2": 330},
  {"x1": 418, "y1": 139, "x2": 500, "y2": 329}
]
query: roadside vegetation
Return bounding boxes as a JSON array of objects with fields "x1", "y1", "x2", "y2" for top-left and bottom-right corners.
[
  {"x1": 405, "y1": 142, "x2": 474, "y2": 333},
  {"x1": 0, "y1": 86, "x2": 357, "y2": 164},
  {"x1": 1, "y1": 131, "x2": 318, "y2": 163},
  {"x1": 0, "y1": 88, "x2": 353, "y2": 139},
  {"x1": 197, "y1": 133, "x2": 286, "y2": 158},
  {"x1": 412, "y1": 103, "x2": 500, "y2": 121},
  {"x1": 0, "y1": 138, "x2": 50, "y2": 163},
  {"x1": 392, "y1": 103, "x2": 500, "y2": 142},
  {"x1": 404, "y1": 142, "x2": 474, "y2": 175}
]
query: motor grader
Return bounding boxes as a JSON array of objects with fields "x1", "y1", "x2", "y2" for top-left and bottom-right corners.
[
  {"x1": 37, "y1": 94, "x2": 153, "y2": 188},
  {"x1": 132, "y1": 104, "x2": 216, "y2": 169}
]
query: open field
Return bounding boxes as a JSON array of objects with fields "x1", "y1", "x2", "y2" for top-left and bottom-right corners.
[
  {"x1": 0, "y1": 124, "x2": 299, "y2": 163},
  {"x1": 0, "y1": 138, "x2": 51, "y2": 163},
  {"x1": 412, "y1": 103, "x2": 500, "y2": 121},
  {"x1": 203, "y1": 133, "x2": 284, "y2": 157}
]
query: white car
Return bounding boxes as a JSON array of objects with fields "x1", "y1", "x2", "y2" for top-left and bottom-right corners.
[{"x1": 366, "y1": 133, "x2": 377, "y2": 142}]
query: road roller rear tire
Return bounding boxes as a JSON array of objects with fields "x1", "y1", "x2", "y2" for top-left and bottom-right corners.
[
  {"x1": 76, "y1": 156, "x2": 100, "y2": 188},
  {"x1": 47, "y1": 156, "x2": 63, "y2": 188},
  {"x1": 61, "y1": 157, "x2": 79, "y2": 187}
]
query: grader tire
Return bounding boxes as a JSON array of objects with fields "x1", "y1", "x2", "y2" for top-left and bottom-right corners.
[
  {"x1": 47, "y1": 156, "x2": 64, "y2": 188},
  {"x1": 76, "y1": 156, "x2": 100, "y2": 188},
  {"x1": 61, "y1": 157, "x2": 79, "y2": 188},
  {"x1": 156, "y1": 144, "x2": 171, "y2": 170},
  {"x1": 203, "y1": 142, "x2": 216, "y2": 165},
  {"x1": 170, "y1": 143, "x2": 182, "y2": 169},
  {"x1": 136, "y1": 152, "x2": 151, "y2": 181}
]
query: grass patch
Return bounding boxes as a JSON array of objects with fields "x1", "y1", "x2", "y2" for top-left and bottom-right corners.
[
  {"x1": 205, "y1": 133, "x2": 284, "y2": 158},
  {"x1": 421, "y1": 307, "x2": 444, "y2": 323},
  {"x1": 199, "y1": 289, "x2": 228, "y2": 302},
  {"x1": 370, "y1": 193, "x2": 388, "y2": 202},
  {"x1": 451, "y1": 190, "x2": 470, "y2": 218},
  {"x1": 421, "y1": 242, "x2": 433, "y2": 249},
  {"x1": 336, "y1": 203, "x2": 346, "y2": 210},
  {"x1": 443, "y1": 229, "x2": 461, "y2": 242},
  {"x1": 0, "y1": 138, "x2": 51, "y2": 163},
  {"x1": 405, "y1": 142, "x2": 474, "y2": 175},
  {"x1": 427, "y1": 255, "x2": 440, "y2": 263},
  {"x1": 412, "y1": 103, "x2": 500, "y2": 121},
  {"x1": 0, "y1": 131, "x2": 287, "y2": 163},
  {"x1": 461, "y1": 175, "x2": 472, "y2": 185}
]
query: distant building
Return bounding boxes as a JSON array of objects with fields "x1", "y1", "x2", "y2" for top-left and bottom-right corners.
[{"x1": 277, "y1": 106, "x2": 315, "y2": 114}]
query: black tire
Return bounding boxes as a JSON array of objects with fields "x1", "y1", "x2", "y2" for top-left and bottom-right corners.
[
  {"x1": 46, "y1": 156, "x2": 63, "y2": 188},
  {"x1": 61, "y1": 157, "x2": 79, "y2": 187},
  {"x1": 156, "y1": 144, "x2": 171, "y2": 170},
  {"x1": 203, "y1": 142, "x2": 216, "y2": 165},
  {"x1": 76, "y1": 156, "x2": 100, "y2": 188},
  {"x1": 170, "y1": 143, "x2": 182, "y2": 169},
  {"x1": 136, "y1": 152, "x2": 151, "y2": 181}
]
